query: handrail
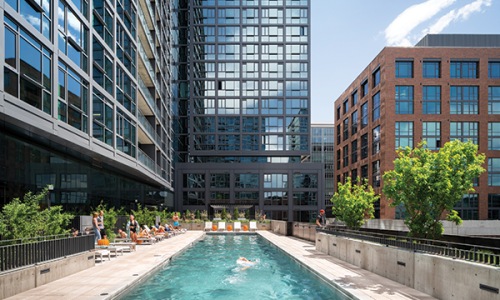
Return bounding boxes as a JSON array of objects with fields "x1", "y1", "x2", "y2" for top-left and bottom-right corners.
[{"x1": 317, "y1": 227, "x2": 500, "y2": 267}]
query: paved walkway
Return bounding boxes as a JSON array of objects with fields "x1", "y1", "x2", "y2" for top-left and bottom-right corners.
[{"x1": 5, "y1": 231, "x2": 435, "y2": 300}]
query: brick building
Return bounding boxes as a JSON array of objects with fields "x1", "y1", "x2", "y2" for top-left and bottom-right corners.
[{"x1": 334, "y1": 34, "x2": 500, "y2": 220}]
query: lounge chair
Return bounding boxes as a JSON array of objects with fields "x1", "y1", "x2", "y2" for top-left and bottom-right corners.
[
  {"x1": 204, "y1": 221, "x2": 213, "y2": 231},
  {"x1": 234, "y1": 221, "x2": 241, "y2": 232},
  {"x1": 249, "y1": 221, "x2": 257, "y2": 231},
  {"x1": 218, "y1": 221, "x2": 226, "y2": 231}
]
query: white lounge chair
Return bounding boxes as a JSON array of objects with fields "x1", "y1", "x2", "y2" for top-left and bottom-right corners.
[
  {"x1": 204, "y1": 221, "x2": 213, "y2": 231},
  {"x1": 234, "y1": 221, "x2": 241, "y2": 232},
  {"x1": 218, "y1": 221, "x2": 226, "y2": 231},
  {"x1": 249, "y1": 221, "x2": 257, "y2": 231}
]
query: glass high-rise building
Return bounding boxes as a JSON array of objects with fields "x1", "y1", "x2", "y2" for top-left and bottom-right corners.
[
  {"x1": 0, "y1": 0, "x2": 176, "y2": 210},
  {"x1": 310, "y1": 124, "x2": 334, "y2": 217},
  {"x1": 174, "y1": 0, "x2": 323, "y2": 222}
]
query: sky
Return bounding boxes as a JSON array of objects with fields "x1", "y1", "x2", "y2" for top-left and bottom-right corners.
[{"x1": 311, "y1": 0, "x2": 500, "y2": 123}]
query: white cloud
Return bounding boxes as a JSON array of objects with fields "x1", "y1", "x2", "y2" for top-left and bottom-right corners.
[
  {"x1": 423, "y1": 0, "x2": 492, "y2": 34},
  {"x1": 385, "y1": 0, "x2": 456, "y2": 46}
]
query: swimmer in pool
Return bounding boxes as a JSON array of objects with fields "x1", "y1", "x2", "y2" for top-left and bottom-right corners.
[{"x1": 236, "y1": 257, "x2": 256, "y2": 271}]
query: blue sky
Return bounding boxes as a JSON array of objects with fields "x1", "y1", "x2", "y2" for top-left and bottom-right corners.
[{"x1": 311, "y1": 0, "x2": 500, "y2": 123}]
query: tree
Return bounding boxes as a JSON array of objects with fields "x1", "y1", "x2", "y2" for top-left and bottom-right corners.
[
  {"x1": 94, "y1": 201, "x2": 119, "y2": 241},
  {"x1": 331, "y1": 177, "x2": 379, "y2": 229},
  {"x1": 131, "y1": 204, "x2": 157, "y2": 229},
  {"x1": 0, "y1": 187, "x2": 73, "y2": 241},
  {"x1": 383, "y1": 140, "x2": 485, "y2": 239}
]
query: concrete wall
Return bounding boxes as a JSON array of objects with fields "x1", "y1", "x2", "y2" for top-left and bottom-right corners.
[
  {"x1": 316, "y1": 232, "x2": 500, "y2": 300},
  {"x1": 362, "y1": 219, "x2": 500, "y2": 236},
  {"x1": 0, "y1": 252, "x2": 95, "y2": 299}
]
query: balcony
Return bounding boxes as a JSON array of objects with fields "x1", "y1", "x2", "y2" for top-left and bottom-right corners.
[
  {"x1": 138, "y1": 4, "x2": 155, "y2": 59},
  {"x1": 138, "y1": 0, "x2": 154, "y2": 31},
  {"x1": 138, "y1": 76, "x2": 160, "y2": 117},
  {"x1": 137, "y1": 148, "x2": 157, "y2": 173},
  {"x1": 138, "y1": 41, "x2": 156, "y2": 87}
]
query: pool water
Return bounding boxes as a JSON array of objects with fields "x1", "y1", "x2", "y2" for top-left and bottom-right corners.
[{"x1": 120, "y1": 235, "x2": 351, "y2": 300}]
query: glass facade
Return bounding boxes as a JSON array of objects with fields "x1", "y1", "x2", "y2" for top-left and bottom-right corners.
[
  {"x1": 175, "y1": 0, "x2": 317, "y2": 222},
  {"x1": 1, "y1": 0, "x2": 176, "y2": 211}
]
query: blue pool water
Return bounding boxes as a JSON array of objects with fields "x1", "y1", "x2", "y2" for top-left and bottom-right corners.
[{"x1": 120, "y1": 234, "x2": 351, "y2": 300}]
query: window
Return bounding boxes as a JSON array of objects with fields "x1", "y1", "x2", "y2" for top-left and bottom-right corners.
[
  {"x1": 372, "y1": 160, "x2": 380, "y2": 187},
  {"x1": 336, "y1": 124, "x2": 341, "y2": 145},
  {"x1": 351, "y1": 168, "x2": 358, "y2": 184},
  {"x1": 92, "y1": 89, "x2": 113, "y2": 146},
  {"x1": 361, "y1": 80, "x2": 368, "y2": 97},
  {"x1": 372, "y1": 92, "x2": 380, "y2": 122},
  {"x1": 361, "y1": 133, "x2": 368, "y2": 159},
  {"x1": 4, "y1": 17, "x2": 52, "y2": 114},
  {"x1": 489, "y1": 86, "x2": 500, "y2": 114},
  {"x1": 395, "y1": 122, "x2": 413, "y2": 149},
  {"x1": 423, "y1": 60, "x2": 440, "y2": 78},
  {"x1": 372, "y1": 126, "x2": 380, "y2": 155},
  {"x1": 372, "y1": 68, "x2": 380, "y2": 88},
  {"x1": 361, "y1": 164, "x2": 368, "y2": 181},
  {"x1": 422, "y1": 122, "x2": 441, "y2": 150},
  {"x1": 351, "y1": 140, "x2": 358, "y2": 164},
  {"x1": 450, "y1": 86, "x2": 478, "y2": 114},
  {"x1": 488, "y1": 194, "x2": 500, "y2": 219},
  {"x1": 59, "y1": 1, "x2": 89, "y2": 72},
  {"x1": 489, "y1": 123, "x2": 500, "y2": 150},
  {"x1": 116, "y1": 65, "x2": 136, "y2": 115},
  {"x1": 395, "y1": 60, "x2": 413, "y2": 78},
  {"x1": 423, "y1": 86, "x2": 441, "y2": 114},
  {"x1": 343, "y1": 118, "x2": 349, "y2": 141},
  {"x1": 343, "y1": 99, "x2": 349, "y2": 114},
  {"x1": 489, "y1": 61, "x2": 500, "y2": 79},
  {"x1": 351, "y1": 110, "x2": 358, "y2": 135},
  {"x1": 450, "y1": 122, "x2": 478, "y2": 145},
  {"x1": 454, "y1": 194, "x2": 478, "y2": 220},
  {"x1": 352, "y1": 90, "x2": 358, "y2": 106},
  {"x1": 116, "y1": 22, "x2": 137, "y2": 77},
  {"x1": 361, "y1": 102, "x2": 368, "y2": 128},
  {"x1": 116, "y1": 108, "x2": 136, "y2": 157},
  {"x1": 336, "y1": 106, "x2": 341, "y2": 121},
  {"x1": 343, "y1": 145, "x2": 349, "y2": 167},
  {"x1": 93, "y1": 38, "x2": 113, "y2": 94},
  {"x1": 58, "y1": 62, "x2": 89, "y2": 132},
  {"x1": 7, "y1": 0, "x2": 52, "y2": 40},
  {"x1": 450, "y1": 61, "x2": 478, "y2": 78},
  {"x1": 488, "y1": 158, "x2": 500, "y2": 186},
  {"x1": 395, "y1": 85, "x2": 414, "y2": 114},
  {"x1": 336, "y1": 149, "x2": 341, "y2": 170},
  {"x1": 211, "y1": 173, "x2": 231, "y2": 188},
  {"x1": 92, "y1": 0, "x2": 114, "y2": 48}
]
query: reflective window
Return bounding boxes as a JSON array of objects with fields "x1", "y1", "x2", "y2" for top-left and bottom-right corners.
[
  {"x1": 293, "y1": 174, "x2": 318, "y2": 188},
  {"x1": 264, "y1": 173, "x2": 288, "y2": 188},
  {"x1": 488, "y1": 158, "x2": 500, "y2": 186},
  {"x1": 423, "y1": 61, "x2": 440, "y2": 78},
  {"x1": 372, "y1": 160, "x2": 380, "y2": 187},
  {"x1": 372, "y1": 92, "x2": 380, "y2": 121},
  {"x1": 262, "y1": 99, "x2": 283, "y2": 114},
  {"x1": 262, "y1": 134, "x2": 284, "y2": 151},
  {"x1": 218, "y1": 8, "x2": 240, "y2": 24},
  {"x1": 116, "y1": 65, "x2": 136, "y2": 115},
  {"x1": 361, "y1": 80, "x2": 368, "y2": 97},
  {"x1": 116, "y1": 22, "x2": 136, "y2": 77},
  {"x1": 395, "y1": 85, "x2": 414, "y2": 114},
  {"x1": 351, "y1": 110, "x2": 358, "y2": 134},
  {"x1": 423, "y1": 86, "x2": 441, "y2": 114},
  {"x1": 210, "y1": 173, "x2": 230, "y2": 188},
  {"x1": 488, "y1": 194, "x2": 500, "y2": 219},
  {"x1": 489, "y1": 86, "x2": 500, "y2": 114},
  {"x1": 92, "y1": 89, "x2": 113, "y2": 146},
  {"x1": 58, "y1": 61, "x2": 89, "y2": 132},
  {"x1": 450, "y1": 61, "x2": 478, "y2": 78},
  {"x1": 395, "y1": 61, "x2": 413, "y2": 78},
  {"x1": 7, "y1": 0, "x2": 52, "y2": 40},
  {"x1": 372, "y1": 126, "x2": 380, "y2": 155},
  {"x1": 4, "y1": 17, "x2": 52, "y2": 114},
  {"x1": 286, "y1": 99, "x2": 307, "y2": 114},
  {"x1": 342, "y1": 145, "x2": 348, "y2": 167},
  {"x1": 351, "y1": 90, "x2": 358, "y2": 106},
  {"x1": 422, "y1": 122, "x2": 441, "y2": 150},
  {"x1": 117, "y1": 0, "x2": 136, "y2": 36},
  {"x1": 395, "y1": 122, "x2": 413, "y2": 149},
  {"x1": 450, "y1": 86, "x2": 478, "y2": 114},
  {"x1": 351, "y1": 140, "x2": 358, "y2": 164},
  {"x1": 93, "y1": 0, "x2": 113, "y2": 48},
  {"x1": 58, "y1": 0, "x2": 88, "y2": 72},
  {"x1": 218, "y1": 135, "x2": 240, "y2": 150},
  {"x1": 242, "y1": 99, "x2": 259, "y2": 114},
  {"x1": 488, "y1": 122, "x2": 500, "y2": 150},
  {"x1": 361, "y1": 133, "x2": 368, "y2": 159},
  {"x1": 372, "y1": 68, "x2": 380, "y2": 87},
  {"x1": 450, "y1": 122, "x2": 478, "y2": 145},
  {"x1": 93, "y1": 38, "x2": 113, "y2": 94},
  {"x1": 286, "y1": 8, "x2": 308, "y2": 24},
  {"x1": 489, "y1": 61, "x2": 500, "y2": 79},
  {"x1": 361, "y1": 102, "x2": 368, "y2": 128},
  {"x1": 453, "y1": 194, "x2": 478, "y2": 220},
  {"x1": 116, "y1": 108, "x2": 136, "y2": 157},
  {"x1": 235, "y1": 174, "x2": 259, "y2": 188}
]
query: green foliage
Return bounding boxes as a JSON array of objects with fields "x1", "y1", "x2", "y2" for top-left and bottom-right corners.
[
  {"x1": 0, "y1": 188, "x2": 73, "y2": 240},
  {"x1": 233, "y1": 207, "x2": 239, "y2": 219},
  {"x1": 245, "y1": 210, "x2": 250, "y2": 220},
  {"x1": 131, "y1": 204, "x2": 158, "y2": 229},
  {"x1": 221, "y1": 208, "x2": 227, "y2": 220},
  {"x1": 195, "y1": 210, "x2": 201, "y2": 220},
  {"x1": 383, "y1": 140, "x2": 485, "y2": 239},
  {"x1": 331, "y1": 177, "x2": 379, "y2": 229}
]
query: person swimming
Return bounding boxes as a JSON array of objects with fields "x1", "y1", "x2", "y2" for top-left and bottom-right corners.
[{"x1": 236, "y1": 257, "x2": 256, "y2": 270}]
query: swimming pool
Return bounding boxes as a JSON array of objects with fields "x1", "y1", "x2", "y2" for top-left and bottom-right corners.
[{"x1": 119, "y1": 234, "x2": 352, "y2": 299}]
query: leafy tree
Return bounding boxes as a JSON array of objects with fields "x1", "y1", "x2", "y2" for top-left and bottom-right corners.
[
  {"x1": 331, "y1": 177, "x2": 379, "y2": 229},
  {"x1": 94, "y1": 201, "x2": 119, "y2": 241},
  {"x1": 131, "y1": 204, "x2": 157, "y2": 229},
  {"x1": 0, "y1": 188, "x2": 73, "y2": 241},
  {"x1": 221, "y1": 208, "x2": 227, "y2": 220},
  {"x1": 383, "y1": 140, "x2": 485, "y2": 239},
  {"x1": 195, "y1": 209, "x2": 201, "y2": 220}
]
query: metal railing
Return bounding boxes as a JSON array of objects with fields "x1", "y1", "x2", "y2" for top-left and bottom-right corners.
[
  {"x1": 318, "y1": 227, "x2": 500, "y2": 267},
  {"x1": 0, "y1": 234, "x2": 95, "y2": 272}
]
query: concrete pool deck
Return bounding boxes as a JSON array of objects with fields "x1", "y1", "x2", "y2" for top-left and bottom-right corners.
[{"x1": 5, "y1": 231, "x2": 435, "y2": 300}]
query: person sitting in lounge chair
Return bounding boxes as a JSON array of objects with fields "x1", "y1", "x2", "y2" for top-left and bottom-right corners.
[{"x1": 117, "y1": 229, "x2": 127, "y2": 239}]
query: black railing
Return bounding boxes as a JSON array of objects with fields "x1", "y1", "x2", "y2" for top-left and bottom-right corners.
[
  {"x1": 318, "y1": 227, "x2": 500, "y2": 267},
  {"x1": 0, "y1": 234, "x2": 95, "y2": 272}
]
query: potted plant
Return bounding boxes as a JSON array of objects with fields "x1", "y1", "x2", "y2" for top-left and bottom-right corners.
[{"x1": 214, "y1": 212, "x2": 221, "y2": 220}]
